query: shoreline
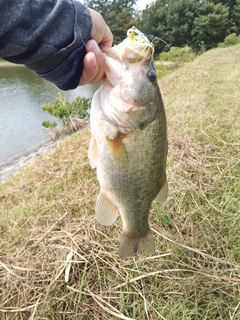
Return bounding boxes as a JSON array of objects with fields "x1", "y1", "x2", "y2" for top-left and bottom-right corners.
[
  {"x1": 0, "y1": 120, "x2": 90, "y2": 182},
  {"x1": 0, "y1": 138, "x2": 56, "y2": 181}
]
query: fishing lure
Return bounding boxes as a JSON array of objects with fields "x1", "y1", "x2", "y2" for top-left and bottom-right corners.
[{"x1": 127, "y1": 26, "x2": 155, "y2": 64}]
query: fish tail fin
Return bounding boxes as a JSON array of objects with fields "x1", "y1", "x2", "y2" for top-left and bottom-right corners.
[{"x1": 119, "y1": 229, "x2": 155, "y2": 259}]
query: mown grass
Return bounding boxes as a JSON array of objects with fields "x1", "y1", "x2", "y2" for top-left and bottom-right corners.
[{"x1": 0, "y1": 44, "x2": 240, "y2": 319}]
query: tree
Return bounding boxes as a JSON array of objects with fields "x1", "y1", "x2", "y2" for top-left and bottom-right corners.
[
  {"x1": 136, "y1": 0, "x2": 169, "y2": 46},
  {"x1": 89, "y1": 0, "x2": 137, "y2": 44},
  {"x1": 136, "y1": 0, "x2": 199, "y2": 53},
  {"x1": 191, "y1": 0, "x2": 229, "y2": 50},
  {"x1": 209, "y1": 0, "x2": 240, "y2": 33},
  {"x1": 231, "y1": 0, "x2": 240, "y2": 33},
  {"x1": 88, "y1": 0, "x2": 110, "y2": 16},
  {"x1": 164, "y1": 0, "x2": 200, "y2": 47},
  {"x1": 89, "y1": 0, "x2": 235, "y2": 52}
]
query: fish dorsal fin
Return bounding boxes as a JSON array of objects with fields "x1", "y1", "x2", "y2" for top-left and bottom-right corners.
[
  {"x1": 154, "y1": 178, "x2": 168, "y2": 203},
  {"x1": 88, "y1": 135, "x2": 98, "y2": 169},
  {"x1": 95, "y1": 190, "x2": 119, "y2": 226}
]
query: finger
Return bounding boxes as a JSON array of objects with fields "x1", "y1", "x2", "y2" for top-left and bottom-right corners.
[
  {"x1": 88, "y1": 9, "x2": 113, "y2": 47},
  {"x1": 85, "y1": 39, "x2": 101, "y2": 55},
  {"x1": 101, "y1": 39, "x2": 112, "y2": 48},
  {"x1": 79, "y1": 52, "x2": 99, "y2": 86},
  {"x1": 100, "y1": 25, "x2": 113, "y2": 47},
  {"x1": 79, "y1": 40, "x2": 107, "y2": 86},
  {"x1": 89, "y1": 51, "x2": 106, "y2": 83}
]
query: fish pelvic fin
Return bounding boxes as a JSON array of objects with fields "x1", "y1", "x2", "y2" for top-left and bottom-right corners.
[
  {"x1": 119, "y1": 229, "x2": 155, "y2": 259},
  {"x1": 154, "y1": 178, "x2": 168, "y2": 203},
  {"x1": 88, "y1": 135, "x2": 98, "y2": 169},
  {"x1": 95, "y1": 190, "x2": 119, "y2": 226}
]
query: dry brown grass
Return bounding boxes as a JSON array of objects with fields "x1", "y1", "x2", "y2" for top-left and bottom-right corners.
[{"x1": 0, "y1": 45, "x2": 240, "y2": 319}]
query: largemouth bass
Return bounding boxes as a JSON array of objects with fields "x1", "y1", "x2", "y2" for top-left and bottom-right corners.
[{"x1": 88, "y1": 28, "x2": 168, "y2": 259}]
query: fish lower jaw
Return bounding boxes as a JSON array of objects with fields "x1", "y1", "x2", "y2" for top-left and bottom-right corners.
[{"x1": 119, "y1": 95, "x2": 147, "y2": 110}]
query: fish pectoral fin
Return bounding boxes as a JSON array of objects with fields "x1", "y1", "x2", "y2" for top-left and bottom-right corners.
[
  {"x1": 88, "y1": 135, "x2": 98, "y2": 169},
  {"x1": 95, "y1": 190, "x2": 119, "y2": 226},
  {"x1": 119, "y1": 229, "x2": 155, "y2": 259},
  {"x1": 154, "y1": 178, "x2": 168, "y2": 203},
  {"x1": 107, "y1": 136, "x2": 128, "y2": 167}
]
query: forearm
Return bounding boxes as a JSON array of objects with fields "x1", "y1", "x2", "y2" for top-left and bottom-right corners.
[{"x1": 0, "y1": 0, "x2": 92, "y2": 90}]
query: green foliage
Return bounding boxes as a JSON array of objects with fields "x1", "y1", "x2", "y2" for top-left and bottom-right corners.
[
  {"x1": 218, "y1": 32, "x2": 240, "y2": 47},
  {"x1": 191, "y1": 0, "x2": 230, "y2": 50},
  {"x1": 211, "y1": 0, "x2": 240, "y2": 33},
  {"x1": 137, "y1": 0, "x2": 200, "y2": 53},
  {"x1": 41, "y1": 92, "x2": 91, "y2": 134},
  {"x1": 137, "y1": 0, "x2": 239, "y2": 52},
  {"x1": 232, "y1": 0, "x2": 240, "y2": 32},
  {"x1": 42, "y1": 92, "x2": 91, "y2": 123},
  {"x1": 161, "y1": 0, "x2": 200, "y2": 47},
  {"x1": 160, "y1": 46, "x2": 196, "y2": 64},
  {"x1": 42, "y1": 120, "x2": 57, "y2": 129},
  {"x1": 157, "y1": 208, "x2": 172, "y2": 228},
  {"x1": 156, "y1": 46, "x2": 196, "y2": 80},
  {"x1": 89, "y1": 0, "x2": 137, "y2": 44},
  {"x1": 89, "y1": 0, "x2": 239, "y2": 52}
]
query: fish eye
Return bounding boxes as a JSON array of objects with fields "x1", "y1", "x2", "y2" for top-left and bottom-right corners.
[
  {"x1": 127, "y1": 28, "x2": 134, "y2": 36},
  {"x1": 147, "y1": 69, "x2": 156, "y2": 82}
]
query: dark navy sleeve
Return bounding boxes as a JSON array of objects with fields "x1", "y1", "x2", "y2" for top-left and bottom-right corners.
[{"x1": 0, "y1": 0, "x2": 92, "y2": 90}]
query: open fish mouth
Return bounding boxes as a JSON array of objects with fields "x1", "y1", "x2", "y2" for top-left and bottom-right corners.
[{"x1": 101, "y1": 26, "x2": 155, "y2": 65}]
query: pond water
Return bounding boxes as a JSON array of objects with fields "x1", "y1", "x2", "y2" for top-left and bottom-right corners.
[{"x1": 0, "y1": 64, "x2": 97, "y2": 164}]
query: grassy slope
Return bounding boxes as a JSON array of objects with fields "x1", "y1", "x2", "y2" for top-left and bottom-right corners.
[{"x1": 0, "y1": 45, "x2": 239, "y2": 320}]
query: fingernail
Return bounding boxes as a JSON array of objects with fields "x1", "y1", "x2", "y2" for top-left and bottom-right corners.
[{"x1": 90, "y1": 40, "x2": 101, "y2": 55}]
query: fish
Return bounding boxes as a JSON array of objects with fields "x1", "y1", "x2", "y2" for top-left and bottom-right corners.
[{"x1": 88, "y1": 28, "x2": 168, "y2": 259}]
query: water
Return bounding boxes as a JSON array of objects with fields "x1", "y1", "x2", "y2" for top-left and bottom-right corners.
[{"x1": 0, "y1": 64, "x2": 97, "y2": 164}]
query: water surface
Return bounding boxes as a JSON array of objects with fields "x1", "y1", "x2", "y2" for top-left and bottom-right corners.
[{"x1": 0, "y1": 64, "x2": 97, "y2": 163}]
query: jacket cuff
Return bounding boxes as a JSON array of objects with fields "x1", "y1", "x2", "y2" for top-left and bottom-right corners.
[
  {"x1": 27, "y1": 2, "x2": 92, "y2": 90},
  {"x1": 36, "y1": 44, "x2": 87, "y2": 90}
]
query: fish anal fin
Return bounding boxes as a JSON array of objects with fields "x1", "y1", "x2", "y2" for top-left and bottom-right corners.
[
  {"x1": 107, "y1": 135, "x2": 128, "y2": 167},
  {"x1": 154, "y1": 178, "x2": 168, "y2": 203},
  {"x1": 119, "y1": 229, "x2": 155, "y2": 259},
  {"x1": 88, "y1": 135, "x2": 98, "y2": 169},
  {"x1": 95, "y1": 190, "x2": 118, "y2": 226}
]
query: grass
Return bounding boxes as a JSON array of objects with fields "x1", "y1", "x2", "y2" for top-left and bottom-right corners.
[{"x1": 0, "y1": 44, "x2": 240, "y2": 319}]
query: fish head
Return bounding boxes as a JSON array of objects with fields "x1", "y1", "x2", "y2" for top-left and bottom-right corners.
[
  {"x1": 100, "y1": 30, "x2": 160, "y2": 132},
  {"x1": 101, "y1": 38, "x2": 156, "y2": 90}
]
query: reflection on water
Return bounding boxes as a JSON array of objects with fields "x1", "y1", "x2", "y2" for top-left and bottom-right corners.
[{"x1": 0, "y1": 64, "x2": 98, "y2": 163}]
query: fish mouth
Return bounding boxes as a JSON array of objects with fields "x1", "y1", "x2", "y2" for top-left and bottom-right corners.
[
  {"x1": 121, "y1": 46, "x2": 152, "y2": 64},
  {"x1": 119, "y1": 95, "x2": 152, "y2": 112},
  {"x1": 119, "y1": 85, "x2": 155, "y2": 108},
  {"x1": 101, "y1": 41, "x2": 152, "y2": 65}
]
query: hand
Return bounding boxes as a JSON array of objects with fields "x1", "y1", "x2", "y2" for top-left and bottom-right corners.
[{"x1": 78, "y1": 9, "x2": 113, "y2": 86}]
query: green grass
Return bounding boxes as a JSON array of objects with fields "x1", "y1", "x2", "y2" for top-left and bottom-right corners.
[{"x1": 0, "y1": 45, "x2": 240, "y2": 319}]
